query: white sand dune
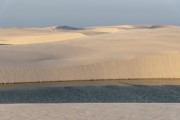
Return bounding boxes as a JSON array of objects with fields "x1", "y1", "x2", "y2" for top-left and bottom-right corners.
[
  {"x1": 0, "y1": 104, "x2": 179, "y2": 120},
  {"x1": 0, "y1": 25, "x2": 180, "y2": 83},
  {"x1": 0, "y1": 28, "x2": 86, "y2": 44}
]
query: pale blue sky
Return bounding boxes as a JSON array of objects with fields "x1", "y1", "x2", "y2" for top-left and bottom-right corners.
[{"x1": 0, "y1": 0, "x2": 180, "y2": 27}]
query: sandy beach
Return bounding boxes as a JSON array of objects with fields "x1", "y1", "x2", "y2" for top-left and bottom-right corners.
[
  {"x1": 0, "y1": 25, "x2": 180, "y2": 83},
  {"x1": 0, "y1": 104, "x2": 179, "y2": 120}
]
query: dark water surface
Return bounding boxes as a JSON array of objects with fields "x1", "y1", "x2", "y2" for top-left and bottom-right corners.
[{"x1": 0, "y1": 80, "x2": 180, "y2": 103}]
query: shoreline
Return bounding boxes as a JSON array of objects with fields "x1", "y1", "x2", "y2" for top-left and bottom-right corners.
[
  {"x1": 1, "y1": 78, "x2": 180, "y2": 85},
  {"x1": 1, "y1": 79, "x2": 180, "y2": 90}
]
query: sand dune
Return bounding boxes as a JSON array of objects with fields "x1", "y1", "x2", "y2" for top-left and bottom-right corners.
[{"x1": 0, "y1": 25, "x2": 180, "y2": 83}]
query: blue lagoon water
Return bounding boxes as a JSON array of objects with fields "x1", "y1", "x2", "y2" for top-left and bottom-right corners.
[{"x1": 0, "y1": 80, "x2": 180, "y2": 103}]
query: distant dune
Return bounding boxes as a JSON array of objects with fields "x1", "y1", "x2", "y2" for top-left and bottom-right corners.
[
  {"x1": 56, "y1": 26, "x2": 84, "y2": 30},
  {"x1": 0, "y1": 25, "x2": 180, "y2": 84}
]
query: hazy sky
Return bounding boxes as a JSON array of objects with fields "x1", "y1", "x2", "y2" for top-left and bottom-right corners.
[{"x1": 0, "y1": 0, "x2": 180, "y2": 27}]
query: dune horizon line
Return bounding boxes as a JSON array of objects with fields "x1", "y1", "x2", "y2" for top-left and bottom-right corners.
[{"x1": 0, "y1": 24, "x2": 178, "y2": 28}]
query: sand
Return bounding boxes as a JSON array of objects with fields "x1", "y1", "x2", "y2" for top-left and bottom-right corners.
[
  {"x1": 90, "y1": 27, "x2": 121, "y2": 33},
  {"x1": 0, "y1": 25, "x2": 180, "y2": 83},
  {"x1": 0, "y1": 28, "x2": 86, "y2": 44},
  {"x1": 0, "y1": 104, "x2": 179, "y2": 120}
]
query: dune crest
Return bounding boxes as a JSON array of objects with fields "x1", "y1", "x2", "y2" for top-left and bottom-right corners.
[{"x1": 0, "y1": 33, "x2": 86, "y2": 45}]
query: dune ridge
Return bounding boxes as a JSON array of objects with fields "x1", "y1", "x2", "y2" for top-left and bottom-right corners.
[{"x1": 0, "y1": 33, "x2": 86, "y2": 45}]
